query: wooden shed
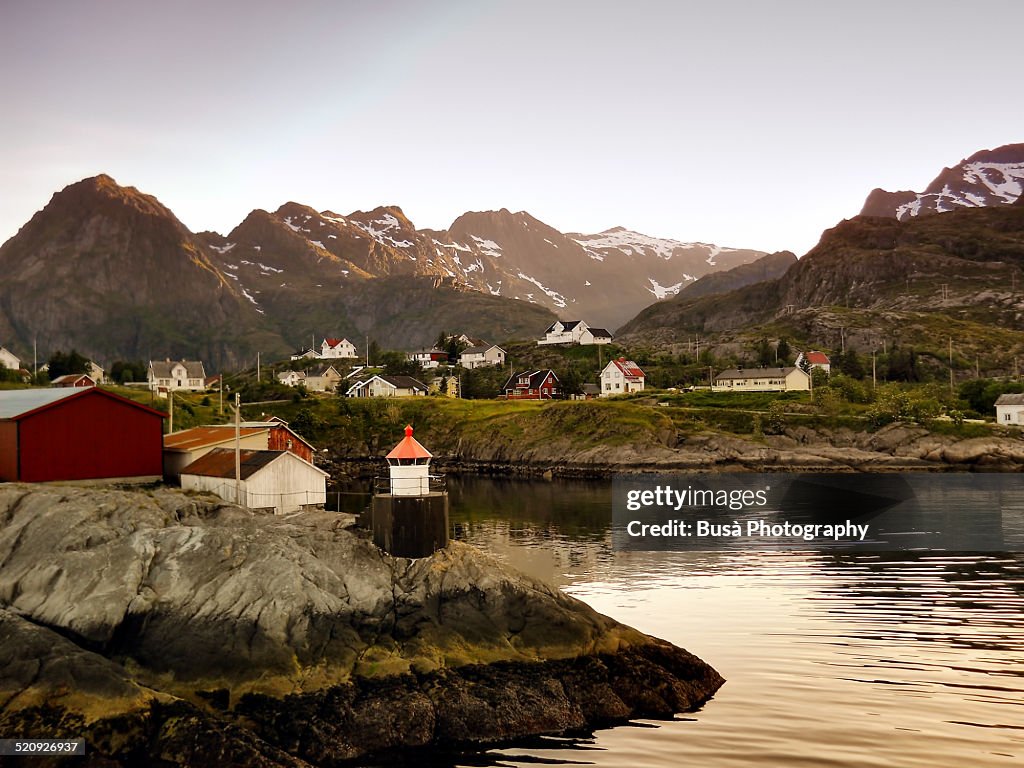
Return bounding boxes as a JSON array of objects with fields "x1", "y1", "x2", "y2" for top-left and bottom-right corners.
[
  {"x1": 180, "y1": 448, "x2": 328, "y2": 514},
  {"x1": 0, "y1": 388, "x2": 165, "y2": 482}
]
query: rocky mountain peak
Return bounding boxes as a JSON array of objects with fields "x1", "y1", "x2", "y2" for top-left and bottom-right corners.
[{"x1": 860, "y1": 142, "x2": 1024, "y2": 220}]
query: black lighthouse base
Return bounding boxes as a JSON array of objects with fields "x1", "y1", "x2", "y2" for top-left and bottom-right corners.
[{"x1": 370, "y1": 492, "x2": 449, "y2": 558}]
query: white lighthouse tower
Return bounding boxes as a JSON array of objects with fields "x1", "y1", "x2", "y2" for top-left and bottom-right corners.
[
  {"x1": 386, "y1": 424, "x2": 432, "y2": 495},
  {"x1": 369, "y1": 425, "x2": 449, "y2": 557}
]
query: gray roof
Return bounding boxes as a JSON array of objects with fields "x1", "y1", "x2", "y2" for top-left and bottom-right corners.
[
  {"x1": 149, "y1": 360, "x2": 207, "y2": 379},
  {"x1": 715, "y1": 367, "x2": 802, "y2": 380},
  {"x1": 462, "y1": 344, "x2": 502, "y2": 355},
  {"x1": 586, "y1": 327, "x2": 613, "y2": 338},
  {"x1": 995, "y1": 393, "x2": 1024, "y2": 406},
  {"x1": 545, "y1": 320, "x2": 582, "y2": 333},
  {"x1": 380, "y1": 375, "x2": 428, "y2": 390},
  {"x1": 0, "y1": 388, "x2": 82, "y2": 419}
]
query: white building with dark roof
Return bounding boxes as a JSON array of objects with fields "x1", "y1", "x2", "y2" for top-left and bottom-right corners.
[
  {"x1": 148, "y1": 359, "x2": 207, "y2": 394},
  {"x1": 538, "y1": 321, "x2": 611, "y2": 346},
  {"x1": 345, "y1": 375, "x2": 428, "y2": 398}
]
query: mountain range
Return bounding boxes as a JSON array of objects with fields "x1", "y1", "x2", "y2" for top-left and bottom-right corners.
[
  {"x1": 0, "y1": 176, "x2": 761, "y2": 367},
  {"x1": 861, "y1": 143, "x2": 1024, "y2": 220}
]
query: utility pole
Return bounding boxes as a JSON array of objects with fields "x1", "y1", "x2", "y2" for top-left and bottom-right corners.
[
  {"x1": 872, "y1": 350, "x2": 877, "y2": 389},
  {"x1": 33, "y1": 337, "x2": 37, "y2": 378},
  {"x1": 976, "y1": 356, "x2": 980, "y2": 379},
  {"x1": 219, "y1": 374, "x2": 223, "y2": 417},
  {"x1": 366, "y1": 335, "x2": 369, "y2": 367},
  {"x1": 840, "y1": 327, "x2": 846, "y2": 354},
  {"x1": 168, "y1": 391, "x2": 173, "y2": 434},
  {"x1": 949, "y1": 337, "x2": 954, "y2": 395},
  {"x1": 257, "y1": 351, "x2": 261, "y2": 383},
  {"x1": 234, "y1": 393, "x2": 242, "y2": 505}
]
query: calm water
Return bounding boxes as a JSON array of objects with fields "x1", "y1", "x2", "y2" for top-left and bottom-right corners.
[{"x1": 351, "y1": 476, "x2": 1024, "y2": 767}]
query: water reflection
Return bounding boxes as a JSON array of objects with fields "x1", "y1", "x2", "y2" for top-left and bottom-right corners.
[{"x1": 341, "y1": 475, "x2": 1024, "y2": 767}]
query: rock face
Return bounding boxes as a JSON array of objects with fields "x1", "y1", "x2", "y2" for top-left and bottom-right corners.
[{"x1": 0, "y1": 485, "x2": 723, "y2": 765}]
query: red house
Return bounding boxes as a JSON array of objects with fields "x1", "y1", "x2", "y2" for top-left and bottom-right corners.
[
  {"x1": 501, "y1": 370, "x2": 560, "y2": 400},
  {"x1": 50, "y1": 373, "x2": 96, "y2": 388},
  {"x1": 0, "y1": 388, "x2": 165, "y2": 482}
]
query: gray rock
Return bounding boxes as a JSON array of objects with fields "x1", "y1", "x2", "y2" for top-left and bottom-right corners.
[{"x1": 0, "y1": 485, "x2": 723, "y2": 764}]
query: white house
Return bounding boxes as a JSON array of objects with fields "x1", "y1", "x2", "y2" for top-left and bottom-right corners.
[
  {"x1": 346, "y1": 374, "x2": 428, "y2": 398},
  {"x1": 459, "y1": 344, "x2": 506, "y2": 369},
  {"x1": 148, "y1": 359, "x2": 207, "y2": 394},
  {"x1": 600, "y1": 358, "x2": 645, "y2": 396},
  {"x1": 0, "y1": 346, "x2": 20, "y2": 371},
  {"x1": 795, "y1": 351, "x2": 831, "y2": 374},
  {"x1": 538, "y1": 320, "x2": 612, "y2": 346},
  {"x1": 995, "y1": 393, "x2": 1024, "y2": 425},
  {"x1": 580, "y1": 327, "x2": 613, "y2": 345},
  {"x1": 88, "y1": 361, "x2": 105, "y2": 384},
  {"x1": 713, "y1": 367, "x2": 810, "y2": 392},
  {"x1": 538, "y1": 320, "x2": 588, "y2": 345},
  {"x1": 321, "y1": 338, "x2": 358, "y2": 359},
  {"x1": 180, "y1": 448, "x2": 328, "y2": 515},
  {"x1": 277, "y1": 370, "x2": 307, "y2": 387},
  {"x1": 163, "y1": 425, "x2": 271, "y2": 480}
]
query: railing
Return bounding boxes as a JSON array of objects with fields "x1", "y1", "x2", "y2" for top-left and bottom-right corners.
[{"x1": 373, "y1": 474, "x2": 447, "y2": 494}]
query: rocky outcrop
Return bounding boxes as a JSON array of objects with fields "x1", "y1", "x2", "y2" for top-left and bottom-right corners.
[{"x1": 0, "y1": 485, "x2": 723, "y2": 765}]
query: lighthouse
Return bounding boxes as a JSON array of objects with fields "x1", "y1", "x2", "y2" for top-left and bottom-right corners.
[{"x1": 368, "y1": 425, "x2": 449, "y2": 557}]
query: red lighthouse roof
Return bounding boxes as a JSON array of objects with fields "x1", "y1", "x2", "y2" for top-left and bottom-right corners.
[{"x1": 386, "y1": 424, "x2": 432, "y2": 460}]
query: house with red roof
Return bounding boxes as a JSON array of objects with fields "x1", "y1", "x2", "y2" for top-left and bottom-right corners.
[
  {"x1": 321, "y1": 337, "x2": 358, "y2": 359},
  {"x1": 600, "y1": 358, "x2": 645, "y2": 396},
  {"x1": 796, "y1": 350, "x2": 831, "y2": 374},
  {"x1": 50, "y1": 373, "x2": 96, "y2": 388}
]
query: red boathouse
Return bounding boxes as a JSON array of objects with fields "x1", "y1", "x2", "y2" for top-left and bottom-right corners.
[{"x1": 0, "y1": 388, "x2": 165, "y2": 482}]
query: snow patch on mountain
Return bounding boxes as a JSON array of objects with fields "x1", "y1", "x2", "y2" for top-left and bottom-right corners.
[
  {"x1": 573, "y1": 228, "x2": 698, "y2": 260},
  {"x1": 352, "y1": 213, "x2": 413, "y2": 249},
  {"x1": 208, "y1": 243, "x2": 236, "y2": 254},
  {"x1": 647, "y1": 277, "x2": 693, "y2": 299},
  {"x1": 896, "y1": 160, "x2": 1024, "y2": 221},
  {"x1": 516, "y1": 272, "x2": 568, "y2": 308},
  {"x1": 470, "y1": 235, "x2": 502, "y2": 258}
]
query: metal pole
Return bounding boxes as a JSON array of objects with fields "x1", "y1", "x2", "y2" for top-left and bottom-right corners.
[{"x1": 235, "y1": 393, "x2": 242, "y2": 505}]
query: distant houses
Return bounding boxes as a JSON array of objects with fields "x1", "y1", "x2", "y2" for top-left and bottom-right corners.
[
  {"x1": 0, "y1": 388, "x2": 164, "y2": 483},
  {"x1": 713, "y1": 367, "x2": 809, "y2": 392},
  {"x1": 537, "y1": 320, "x2": 612, "y2": 346},
  {"x1": 502, "y1": 370, "x2": 560, "y2": 399},
  {"x1": 148, "y1": 359, "x2": 207, "y2": 395},
  {"x1": 306, "y1": 365, "x2": 344, "y2": 393},
  {"x1": 600, "y1": 358, "x2": 645, "y2": 396},
  {"x1": 410, "y1": 349, "x2": 449, "y2": 369},
  {"x1": 277, "y1": 370, "x2": 306, "y2": 388}
]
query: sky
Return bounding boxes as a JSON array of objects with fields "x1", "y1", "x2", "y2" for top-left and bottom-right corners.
[{"x1": 1, "y1": 0, "x2": 1021, "y2": 256}]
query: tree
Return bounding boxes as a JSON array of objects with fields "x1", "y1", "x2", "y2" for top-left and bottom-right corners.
[
  {"x1": 367, "y1": 339, "x2": 381, "y2": 367},
  {"x1": 561, "y1": 364, "x2": 586, "y2": 396},
  {"x1": 776, "y1": 338, "x2": 792, "y2": 365},
  {"x1": 756, "y1": 338, "x2": 774, "y2": 367},
  {"x1": 446, "y1": 336, "x2": 468, "y2": 363},
  {"x1": 110, "y1": 360, "x2": 147, "y2": 384},
  {"x1": 47, "y1": 349, "x2": 91, "y2": 380},
  {"x1": 380, "y1": 350, "x2": 422, "y2": 377}
]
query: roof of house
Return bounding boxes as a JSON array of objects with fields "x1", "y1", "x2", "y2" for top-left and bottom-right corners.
[
  {"x1": 803, "y1": 351, "x2": 831, "y2": 365},
  {"x1": 381, "y1": 375, "x2": 428, "y2": 390},
  {"x1": 181, "y1": 447, "x2": 329, "y2": 479},
  {"x1": 50, "y1": 374, "x2": 95, "y2": 385},
  {"x1": 461, "y1": 344, "x2": 503, "y2": 355},
  {"x1": 995, "y1": 393, "x2": 1024, "y2": 406},
  {"x1": 0, "y1": 387, "x2": 165, "y2": 421},
  {"x1": 545, "y1": 320, "x2": 583, "y2": 334},
  {"x1": 238, "y1": 421, "x2": 316, "y2": 451},
  {"x1": 503, "y1": 369, "x2": 560, "y2": 390},
  {"x1": 149, "y1": 360, "x2": 206, "y2": 379},
  {"x1": 586, "y1": 327, "x2": 613, "y2": 338},
  {"x1": 277, "y1": 370, "x2": 306, "y2": 380},
  {"x1": 163, "y1": 426, "x2": 268, "y2": 452},
  {"x1": 386, "y1": 425, "x2": 433, "y2": 460},
  {"x1": 0, "y1": 346, "x2": 20, "y2": 362},
  {"x1": 323, "y1": 337, "x2": 353, "y2": 348},
  {"x1": 609, "y1": 358, "x2": 645, "y2": 378},
  {"x1": 715, "y1": 367, "x2": 803, "y2": 380},
  {"x1": 312, "y1": 365, "x2": 342, "y2": 377}
]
